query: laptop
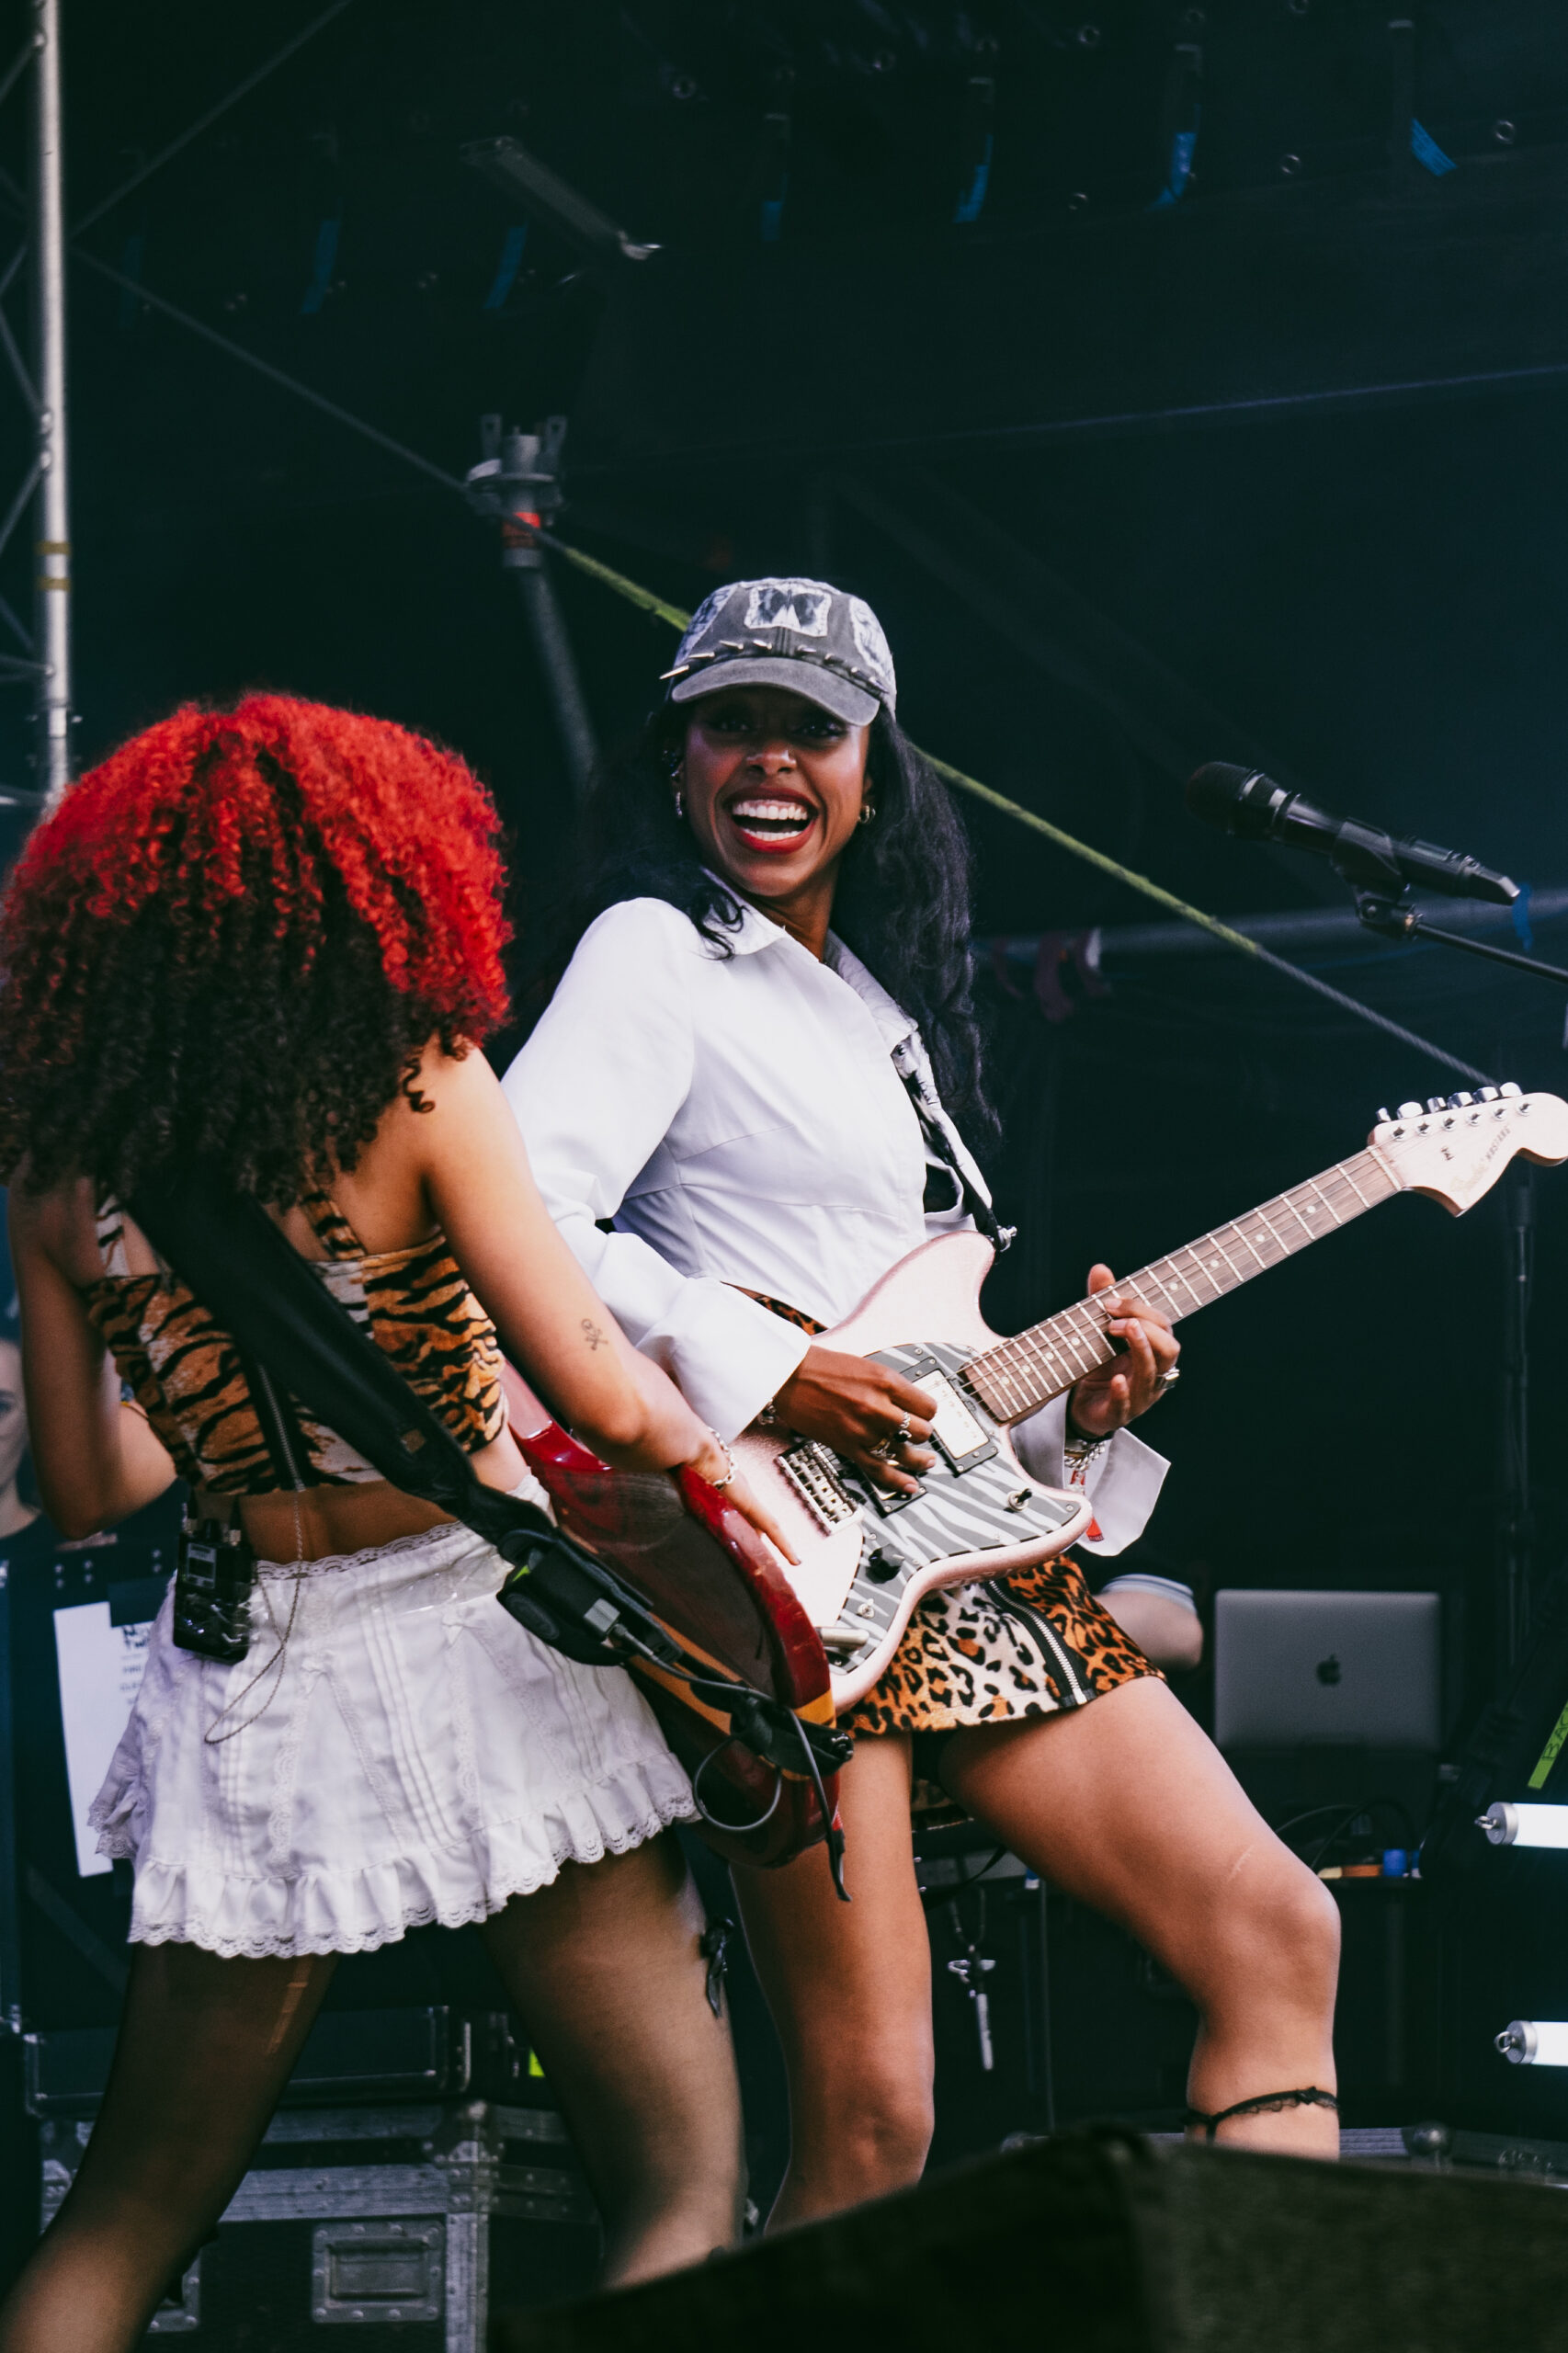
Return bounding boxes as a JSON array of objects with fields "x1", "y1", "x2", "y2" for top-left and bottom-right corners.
[{"x1": 1214, "y1": 1590, "x2": 1441, "y2": 1751}]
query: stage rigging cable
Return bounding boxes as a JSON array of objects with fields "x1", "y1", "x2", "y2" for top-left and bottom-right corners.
[{"x1": 54, "y1": 192, "x2": 1494, "y2": 1082}]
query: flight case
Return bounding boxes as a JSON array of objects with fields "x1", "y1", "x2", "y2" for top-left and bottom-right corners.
[{"x1": 27, "y1": 2008, "x2": 601, "y2": 2348}]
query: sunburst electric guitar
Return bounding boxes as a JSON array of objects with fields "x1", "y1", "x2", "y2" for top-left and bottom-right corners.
[{"x1": 732, "y1": 1086, "x2": 1568, "y2": 1707}]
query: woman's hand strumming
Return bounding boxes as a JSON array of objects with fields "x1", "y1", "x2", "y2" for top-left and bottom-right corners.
[
  {"x1": 771, "y1": 1345, "x2": 937, "y2": 1494},
  {"x1": 683, "y1": 1427, "x2": 799, "y2": 1563}
]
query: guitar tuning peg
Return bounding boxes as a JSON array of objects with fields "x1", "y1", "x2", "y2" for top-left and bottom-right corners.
[
  {"x1": 1477, "y1": 1086, "x2": 1500, "y2": 1101},
  {"x1": 1397, "y1": 1100, "x2": 1424, "y2": 1120},
  {"x1": 1449, "y1": 1092, "x2": 1474, "y2": 1108},
  {"x1": 1376, "y1": 1107, "x2": 1392, "y2": 1124},
  {"x1": 1427, "y1": 1097, "x2": 1447, "y2": 1113},
  {"x1": 1500, "y1": 1081, "x2": 1522, "y2": 1098}
]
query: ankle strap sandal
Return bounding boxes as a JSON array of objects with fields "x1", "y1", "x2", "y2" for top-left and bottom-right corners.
[{"x1": 1186, "y1": 2086, "x2": 1339, "y2": 2143}]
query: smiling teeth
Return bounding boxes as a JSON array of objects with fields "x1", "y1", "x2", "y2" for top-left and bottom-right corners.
[{"x1": 731, "y1": 798, "x2": 812, "y2": 829}]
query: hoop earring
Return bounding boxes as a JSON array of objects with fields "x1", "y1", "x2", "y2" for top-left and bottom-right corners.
[{"x1": 858, "y1": 800, "x2": 877, "y2": 826}]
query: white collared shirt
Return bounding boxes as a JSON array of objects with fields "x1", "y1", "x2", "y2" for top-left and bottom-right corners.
[{"x1": 504, "y1": 892, "x2": 1165, "y2": 1553}]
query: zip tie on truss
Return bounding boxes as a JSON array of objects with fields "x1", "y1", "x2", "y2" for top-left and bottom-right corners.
[{"x1": 538, "y1": 532, "x2": 1493, "y2": 1086}]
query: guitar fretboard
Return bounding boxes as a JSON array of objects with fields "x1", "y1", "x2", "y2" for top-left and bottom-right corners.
[{"x1": 963, "y1": 1146, "x2": 1399, "y2": 1425}]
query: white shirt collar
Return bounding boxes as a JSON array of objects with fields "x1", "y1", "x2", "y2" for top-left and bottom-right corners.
[
  {"x1": 824, "y1": 934, "x2": 916, "y2": 1053},
  {"x1": 696, "y1": 871, "x2": 916, "y2": 1049},
  {"x1": 697, "y1": 870, "x2": 791, "y2": 956}
]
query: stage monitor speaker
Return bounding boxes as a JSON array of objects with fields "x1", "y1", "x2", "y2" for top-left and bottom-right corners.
[{"x1": 493, "y1": 2131, "x2": 1568, "y2": 2353}]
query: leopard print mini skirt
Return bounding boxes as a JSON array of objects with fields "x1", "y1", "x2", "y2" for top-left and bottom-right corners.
[{"x1": 840, "y1": 1552, "x2": 1158, "y2": 1744}]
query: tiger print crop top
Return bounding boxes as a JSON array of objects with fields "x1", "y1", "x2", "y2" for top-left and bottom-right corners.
[{"x1": 83, "y1": 1192, "x2": 508, "y2": 1495}]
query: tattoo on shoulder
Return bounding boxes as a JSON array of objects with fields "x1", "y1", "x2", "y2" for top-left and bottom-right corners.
[{"x1": 581, "y1": 1318, "x2": 609, "y2": 1351}]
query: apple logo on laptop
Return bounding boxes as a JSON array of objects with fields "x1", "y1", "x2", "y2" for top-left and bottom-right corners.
[{"x1": 1315, "y1": 1654, "x2": 1342, "y2": 1687}]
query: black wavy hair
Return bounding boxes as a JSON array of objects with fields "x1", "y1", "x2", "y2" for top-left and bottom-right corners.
[{"x1": 561, "y1": 699, "x2": 995, "y2": 1147}]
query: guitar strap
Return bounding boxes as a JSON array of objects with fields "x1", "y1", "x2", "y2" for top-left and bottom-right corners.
[
  {"x1": 124, "y1": 1163, "x2": 851, "y2": 1803},
  {"x1": 892, "y1": 1044, "x2": 1014, "y2": 1255}
]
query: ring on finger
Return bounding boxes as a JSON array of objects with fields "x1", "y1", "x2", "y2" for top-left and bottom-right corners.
[{"x1": 1155, "y1": 1366, "x2": 1180, "y2": 1394}]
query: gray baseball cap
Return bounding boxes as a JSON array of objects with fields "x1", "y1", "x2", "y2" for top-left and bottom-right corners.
[{"x1": 662, "y1": 576, "x2": 897, "y2": 726}]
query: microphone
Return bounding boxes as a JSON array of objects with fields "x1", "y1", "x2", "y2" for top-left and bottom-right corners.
[{"x1": 1186, "y1": 763, "x2": 1518, "y2": 906}]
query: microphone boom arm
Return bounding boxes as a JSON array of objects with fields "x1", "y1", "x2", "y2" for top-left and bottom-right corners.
[{"x1": 1356, "y1": 893, "x2": 1568, "y2": 990}]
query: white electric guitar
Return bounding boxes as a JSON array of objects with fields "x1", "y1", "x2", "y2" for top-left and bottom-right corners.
[{"x1": 734, "y1": 1086, "x2": 1568, "y2": 1706}]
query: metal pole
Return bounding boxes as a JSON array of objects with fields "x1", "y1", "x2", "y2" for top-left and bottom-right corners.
[
  {"x1": 1500, "y1": 1165, "x2": 1535, "y2": 1675},
  {"x1": 31, "y1": 0, "x2": 71, "y2": 808},
  {"x1": 465, "y1": 418, "x2": 598, "y2": 801},
  {"x1": 517, "y1": 564, "x2": 597, "y2": 801}
]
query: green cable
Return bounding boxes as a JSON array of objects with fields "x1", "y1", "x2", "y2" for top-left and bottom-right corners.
[
  {"x1": 547, "y1": 539, "x2": 694, "y2": 635},
  {"x1": 543, "y1": 533, "x2": 1492, "y2": 1083},
  {"x1": 920, "y1": 755, "x2": 1265, "y2": 961},
  {"x1": 546, "y1": 537, "x2": 1259, "y2": 943}
]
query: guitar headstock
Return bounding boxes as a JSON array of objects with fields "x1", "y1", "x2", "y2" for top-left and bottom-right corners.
[{"x1": 1371, "y1": 1086, "x2": 1568, "y2": 1214}]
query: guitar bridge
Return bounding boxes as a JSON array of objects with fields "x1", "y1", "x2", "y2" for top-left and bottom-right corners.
[{"x1": 778, "y1": 1440, "x2": 858, "y2": 1529}]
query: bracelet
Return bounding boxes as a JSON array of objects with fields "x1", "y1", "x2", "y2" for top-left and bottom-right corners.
[
  {"x1": 707, "y1": 1430, "x2": 736, "y2": 1490},
  {"x1": 1064, "y1": 1416, "x2": 1109, "y2": 1453}
]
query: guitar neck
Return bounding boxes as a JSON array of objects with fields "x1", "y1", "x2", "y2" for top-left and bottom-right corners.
[{"x1": 964, "y1": 1145, "x2": 1400, "y2": 1425}]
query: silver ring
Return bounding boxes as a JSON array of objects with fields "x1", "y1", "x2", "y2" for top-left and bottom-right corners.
[
  {"x1": 871, "y1": 1418, "x2": 915, "y2": 1463},
  {"x1": 1156, "y1": 1367, "x2": 1180, "y2": 1393}
]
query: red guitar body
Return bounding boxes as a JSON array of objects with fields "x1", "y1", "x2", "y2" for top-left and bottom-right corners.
[{"x1": 505, "y1": 1382, "x2": 840, "y2": 1872}]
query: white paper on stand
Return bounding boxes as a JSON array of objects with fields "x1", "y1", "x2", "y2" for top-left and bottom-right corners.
[{"x1": 52, "y1": 1601, "x2": 154, "y2": 1877}]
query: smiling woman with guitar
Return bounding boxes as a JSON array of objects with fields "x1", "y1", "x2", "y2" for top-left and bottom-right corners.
[{"x1": 506, "y1": 579, "x2": 1345, "y2": 2221}]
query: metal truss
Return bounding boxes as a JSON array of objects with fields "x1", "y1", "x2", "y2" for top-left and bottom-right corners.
[
  {"x1": 0, "y1": 4, "x2": 62, "y2": 810},
  {"x1": 0, "y1": 0, "x2": 358, "y2": 813}
]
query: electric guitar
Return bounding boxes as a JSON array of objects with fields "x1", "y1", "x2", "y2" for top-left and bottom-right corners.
[{"x1": 733, "y1": 1086, "x2": 1568, "y2": 1706}]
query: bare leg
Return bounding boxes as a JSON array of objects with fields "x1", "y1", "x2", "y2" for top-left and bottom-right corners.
[
  {"x1": 944, "y1": 1677, "x2": 1341, "y2": 2154},
  {"x1": 732, "y1": 1732, "x2": 933, "y2": 2229},
  {"x1": 480, "y1": 1832, "x2": 744, "y2": 2285},
  {"x1": 0, "y1": 1943, "x2": 338, "y2": 2353}
]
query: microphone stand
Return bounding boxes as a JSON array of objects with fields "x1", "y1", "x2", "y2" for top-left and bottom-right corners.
[
  {"x1": 1355, "y1": 894, "x2": 1568, "y2": 990},
  {"x1": 1355, "y1": 891, "x2": 1562, "y2": 1678}
]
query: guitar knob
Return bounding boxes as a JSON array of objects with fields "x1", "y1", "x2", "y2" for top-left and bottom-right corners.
[
  {"x1": 1426, "y1": 1097, "x2": 1447, "y2": 1113},
  {"x1": 1448, "y1": 1092, "x2": 1473, "y2": 1109},
  {"x1": 865, "y1": 1547, "x2": 903, "y2": 1584},
  {"x1": 1376, "y1": 1107, "x2": 1392, "y2": 1124},
  {"x1": 1397, "y1": 1101, "x2": 1424, "y2": 1120},
  {"x1": 1500, "y1": 1081, "x2": 1522, "y2": 1098}
]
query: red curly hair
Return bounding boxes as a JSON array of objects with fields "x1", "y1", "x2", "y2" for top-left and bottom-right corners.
[{"x1": 0, "y1": 694, "x2": 511, "y2": 1201}]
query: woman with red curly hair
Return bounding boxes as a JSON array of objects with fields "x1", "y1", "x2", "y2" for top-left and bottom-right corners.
[{"x1": 0, "y1": 695, "x2": 771, "y2": 2351}]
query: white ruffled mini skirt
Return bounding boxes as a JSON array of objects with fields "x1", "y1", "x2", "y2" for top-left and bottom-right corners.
[{"x1": 88, "y1": 1515, "x2": 696, "y2": 1961}]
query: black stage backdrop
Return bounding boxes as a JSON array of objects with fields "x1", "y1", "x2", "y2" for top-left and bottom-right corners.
[{"x1": 0, "y1": 0, "x2": 1561, "y2": 2029}]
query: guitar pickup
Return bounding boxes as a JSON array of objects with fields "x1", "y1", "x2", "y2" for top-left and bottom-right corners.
[
  {"x1": 870, "y1": 1354, "x2": 997, "y2": 1474},
  {"x1": 778, "y1": 1440, "x2": 858, "y2": 1529},
  {"x1": 838, "y1": 1464, "x2": 923, "y2": 1518}
]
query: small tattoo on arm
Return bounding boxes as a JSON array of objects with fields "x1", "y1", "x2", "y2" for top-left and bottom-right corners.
[{"x1": 581, "y1": 1318, "x2": 609, "y2": 1351}]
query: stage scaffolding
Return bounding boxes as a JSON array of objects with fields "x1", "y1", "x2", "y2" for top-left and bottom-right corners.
[{"x1": 0, "y1": 0, "x2": 70, "y2": 810}]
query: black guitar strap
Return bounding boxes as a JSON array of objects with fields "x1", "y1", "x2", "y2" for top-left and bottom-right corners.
[
  {"x1": 128, "y1": 1160, "x2": 709, "y2": 1683},
  {"x1": 125, "y1": 1163, "x2": 851, "y2": 1798}
]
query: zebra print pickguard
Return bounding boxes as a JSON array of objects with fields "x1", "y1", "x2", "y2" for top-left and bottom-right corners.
[{"x1": 814, "y1": 1341, "x2": 1084, "y2": 1690}]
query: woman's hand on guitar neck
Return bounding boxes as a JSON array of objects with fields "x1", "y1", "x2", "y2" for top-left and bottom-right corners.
[
  {"x1": 1066, "y1": 1263, "x2": 1180, "y2": 1439},
  {"x1": 770, "y1": 1346, "x2": 937, "y2": 1495}
]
